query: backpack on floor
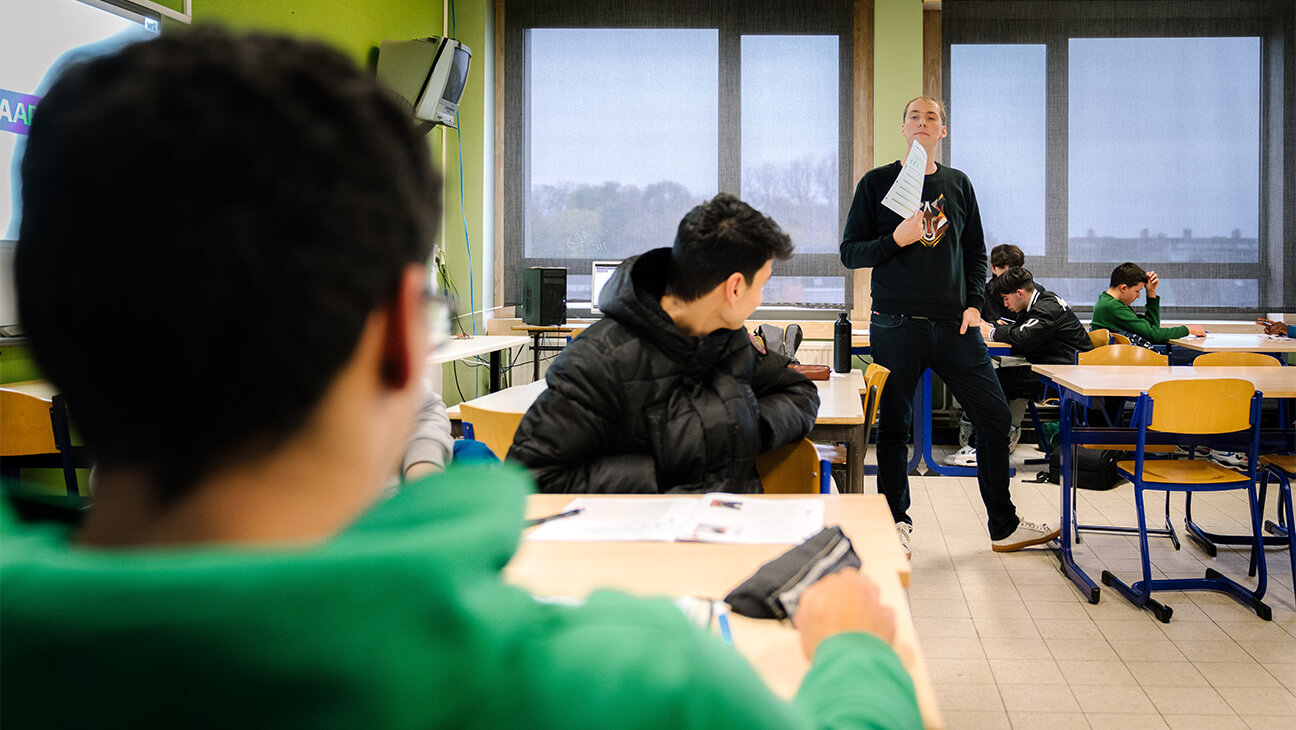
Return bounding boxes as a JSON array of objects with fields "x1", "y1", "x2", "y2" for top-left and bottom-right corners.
[{"x1": 1032, "y1": 448, "x2": 1122, "y2": 490}]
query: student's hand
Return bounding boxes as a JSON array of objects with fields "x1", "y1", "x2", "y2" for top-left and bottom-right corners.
[
  {"x1": 959, "y1": 307, "x2": 981, "y2": 335},
  {"x1": 795, "y1": 569, "x2": 896, "y2": 660},
  {"x1": 1257, "y1": 318, "x2": 1289, "y2": 336},
  {"x1": 892, "y1": 210, "x2": 924, "y2": 247},
  {"x1": 1186, "y1": 324, "x2": 1207, "y2": 337},
  {"x1": 979, "y1": 321, "x2": 995, "y2": 341},
  {"x1": 1146, "y1": 270, "x2": 1160, "y2": 298}
]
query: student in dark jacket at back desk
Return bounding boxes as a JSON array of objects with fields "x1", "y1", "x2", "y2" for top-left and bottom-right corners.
[{"x1": 509, "y1": 194, "x2": 819, "y2": 494}]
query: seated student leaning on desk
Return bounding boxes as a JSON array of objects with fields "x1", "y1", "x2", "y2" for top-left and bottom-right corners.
[
  {"x1": 0, "y1": 30, "x2": 920, "y2": 729},
  {"x1": 508, "y1": 194, "x2": 820, "y2": 494},
  {"x1": 1091, "y1": 262, "x2": 1206, "y2": 354}
]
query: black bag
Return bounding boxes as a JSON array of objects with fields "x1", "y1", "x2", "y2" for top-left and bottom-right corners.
[
  {"x1": 1033, "y1": 448, "x2": 1122, "y2": 490},
  {"x1": 724, "y1": 526, "x2": 860, "y2": 620}
]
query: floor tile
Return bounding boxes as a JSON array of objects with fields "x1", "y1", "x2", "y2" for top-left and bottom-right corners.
[
  {"x1": 1214, "y1": 686, "x2": 1296, "y2": 715},
  {"x1": 1110, "y1": 638, "x2": 1188, "y2": 663},
  {"x1": 988, "y1": 658, "x2": 1067, "y2": 685},
  {"x1": 983, "y1": 635, "x2": 1054, "y2": 660},
  {"x1": 1070, "y1": 682, "x2": 1157, "y2": 714},
  {"x1": 1054, "y1": 659, "x2": 1136, "y2": 686},
  {"x1": 1045, "y1": 637, "x2": 1120, "y2": 661},
  {"x1": 1143, "y1": 685, "x2": 1236, "y2": 715},
  {"x1": 935, "y1": 682, "x2": 1005, "y2": 712},
  {"x1": 1124, "y1": 660, "x2": 1210, "y2": 688},
  {"x1": 1162, "y1": 713, "x2": 1246, "y2": 729},
  {"x1": 1172, "y1": 639, "x2": 1254, "y2": 663},
  {"x1": 939, "y1": 710, "x2": 1011, "y2": 729},
  {"x1": 1084, "y1": 713, "x2": 1167, "y2": 729},
  {"x1": 1006, "y1": 711, "x2": 1090, "y2": 729},
  {"x1": 926, "y1": 656, "x2": 995, "y2": 684},
  {"x1": 921, "y1": 635, "x2": 987, "y2": 659},
  {"x1": 1034, "y1": 618, "x2": 1103, "y2": 640},
  {"x1": 998, "y1": 683, "x2": 1081, "y2": 713},
  {"x1": 974, "y1": 616, "x2": 1042, "y2": 639}
]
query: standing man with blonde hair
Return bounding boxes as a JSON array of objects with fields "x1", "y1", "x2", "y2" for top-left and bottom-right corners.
[{"x1": 840, "y1": 96, "x2": 1059, "y2": 557}]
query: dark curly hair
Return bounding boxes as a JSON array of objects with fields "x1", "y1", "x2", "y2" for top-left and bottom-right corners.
[
  {"x1": 665, "y1": 193, "x2": 793, "y2": 302},
  {"x1": 16, "y1": 27, "x2": 441, "y2": 496}
]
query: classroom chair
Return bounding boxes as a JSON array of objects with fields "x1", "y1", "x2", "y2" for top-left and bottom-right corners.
[
  {"x1": 1192, "y1": 351, "x2": 1293, "y2": 598},
  {"x1": 0, "y1": 389, "x2": 82, "y2": 497},
  {"x1": 815, "y1": 362, "x2": 890, "y2": 489},
  {"x1": 1256, "y1": 456, "x2": 1295, "y2": 602},
  {"x1": 1100, "y1": 378, "x2": 1270, "y2": 622},
  {"x1": 1087, "y1": 328, "x2": 1111, "y2": 349},
  {"x1": 757, "y1": 438, "x2": 830, "y2": 494},
  {"x1": 459, "y1": 403, "x2": 526, "y2": 463},
  {"x1": 1077, "y1": 343, "x2": 1168, "y2": 367},
  {"x1": 1110, "y1": 332, "x2": 1132, "y2": 345}
]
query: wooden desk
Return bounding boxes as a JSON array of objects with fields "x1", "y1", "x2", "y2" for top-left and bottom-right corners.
[
  {"x1": 509, "y1": 493, "x2": 939, "y2": 728},
  {"x1": 1169, "y1": 333, "x2": 1296, "y2": 354},
  {"x1": 2, "y1": 379, "x2": 57, "y2": 400},
  {"x1": 1032, "y1": 364, "x2": 1296, "y2": 602},
  {"x1": 456, "y1": 371, "x2": 871, "y2": 493}
]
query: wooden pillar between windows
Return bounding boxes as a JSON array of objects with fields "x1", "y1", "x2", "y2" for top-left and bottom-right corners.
[
  {"x1": 851, "y1": 0, "x2": 874, "y2": 320},
  {"x1": 923, "y1": 5, "x2": 941, "y2": 166}
]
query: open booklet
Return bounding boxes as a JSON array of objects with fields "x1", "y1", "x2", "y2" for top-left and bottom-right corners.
[{"x1": 526, "y1": 494, "x2": 825, "y2": 545}]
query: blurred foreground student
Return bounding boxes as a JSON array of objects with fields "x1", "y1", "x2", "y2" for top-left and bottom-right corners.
[
  {"x1": 1, "y1": 29, "x2": 920, "y2": 728},
  {"x1": 509, "y1": 194, "x2": 820, "y2": 494}
]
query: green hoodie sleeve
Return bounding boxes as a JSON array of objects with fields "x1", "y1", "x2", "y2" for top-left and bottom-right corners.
[{"x1": 1091, "y1": 292, "x2": 1188, "y2": 344}]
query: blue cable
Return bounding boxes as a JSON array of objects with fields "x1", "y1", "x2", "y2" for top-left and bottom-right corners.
[{"x1": 450, "y1": 0, "x2": 476, "y2": 337}]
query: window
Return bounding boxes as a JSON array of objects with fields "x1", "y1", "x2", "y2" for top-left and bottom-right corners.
[
  {"x1": 503, "y1": 1, "x2": 853, "y2": 311},
  {"x1": 944, "y1": 0, "x2": 1292, "y2": 315}
]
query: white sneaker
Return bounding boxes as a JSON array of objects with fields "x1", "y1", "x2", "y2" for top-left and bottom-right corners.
[
  {"x1": 1208, "y1": 450, "x2": 1249, "y2": 469},
  {"x1": 1008, "y1": 425, "x2": 1021, "y2": 453},
  {"x1": 895, "y1": 522, "x2": 912, "y2": 559},
  {"x1": 944, "y1": 445, "x2": 977, "y2": 467},
  {"x1": 992, "y1": 519, "x2": 1061, "y2": 553}
]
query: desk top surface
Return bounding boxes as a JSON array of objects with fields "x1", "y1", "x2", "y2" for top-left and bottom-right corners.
[
  {"x1": 1, "y1": 379, "x2": 55, "y2": 401},
  {"x1": 1032, "y1": 364, "x2": 1296, "y2": 397},
  {"x1": 427, "y1": 335, "x2": 532, "y2": 364},
  {"x1": 511, "y1": 493, "x2": 938, "y2": 727},
  {"x1": 1169, "y1": 333, "x2": 1296, "y2": 353},
  {"x1": 459, "y1": 370, "x2": 866, "y2": 425}
]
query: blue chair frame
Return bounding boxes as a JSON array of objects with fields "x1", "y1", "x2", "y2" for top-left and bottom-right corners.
[{"x1": 1100, "y1": 383, "x2": 1270, "y2": 622}]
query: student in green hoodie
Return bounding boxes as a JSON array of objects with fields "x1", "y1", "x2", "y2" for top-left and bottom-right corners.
[
  {"x1": 1, "y1": 28, "x2": 920, "y2": 730},
  {"x1": 1091, "y1": 262, "x2": 1206, "y2": 345}
]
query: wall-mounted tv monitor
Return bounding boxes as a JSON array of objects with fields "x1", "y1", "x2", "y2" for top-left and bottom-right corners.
[
  {"x1": 590, "y1": 260, "x2": 621, "y2": 313},
  {"x1": 1, "y1": 0, "x2": 160, "y2": 334},
  {"x1": 376, "y1": 36, "x2": 472, "y2": 129}
]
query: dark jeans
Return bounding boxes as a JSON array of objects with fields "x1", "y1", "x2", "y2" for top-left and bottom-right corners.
[{"x1": 871, "y1": 313, "x2": 1020, "y2": 540}]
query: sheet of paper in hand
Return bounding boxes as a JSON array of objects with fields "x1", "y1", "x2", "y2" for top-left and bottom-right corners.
[{"x1": 881, "y1": 140, "x2": 927, "y2": 218}]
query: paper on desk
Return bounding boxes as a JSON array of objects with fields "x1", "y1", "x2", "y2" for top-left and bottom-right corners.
[
  {"x1": 880, "y1": 140, "x2": 927, "y2": 218},
  {"x1": 527, "y1": 494, "x2": 825, "y2": 545}
]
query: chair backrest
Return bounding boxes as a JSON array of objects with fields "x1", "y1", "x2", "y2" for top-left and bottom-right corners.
[
  {"x1": 1087, "y1": 328, "x2": 1111, "y2": 349},
  {"x1": 0, "y1": 389, "x2": 59, "y2": 456},
  {"x1": 862, "y1": 362, "x2": 891, "y2": 426},
  {"x1": 458, "y1": 403, "x2": 525, "y2": 461},
  {"x1": 1077, "y1": 344, "x2": 1168, "y2": 366},
  {"x1": 1191, "y1": 351, "x2": 1283, "y2": 368},
  {"x1": 1146, "y1": 378, "x2": 1257, "y2": 435},
  {"x1": 756, "y1": 437, "x2": 821, "y2": 494},
  {"x1": 1109, "y1": 332, "x2": 1131, "y2": 345}
]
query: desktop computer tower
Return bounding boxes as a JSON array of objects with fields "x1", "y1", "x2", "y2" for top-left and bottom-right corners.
[{"x1": 522, "y1": 267, "x2": 567, "y2": 325}]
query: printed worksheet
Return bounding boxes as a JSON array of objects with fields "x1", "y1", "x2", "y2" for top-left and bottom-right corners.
[
  {"x1": 881, "y1": 140, "x2": 927, "y2": 217},
  {"x1": 527, "y1": 494, "x2": 825, "y2": 544}
]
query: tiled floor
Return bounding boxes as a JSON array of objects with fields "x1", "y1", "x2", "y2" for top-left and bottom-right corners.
[{"x1": 893, "y1": 444, "x2": 1296, "y2": 729}]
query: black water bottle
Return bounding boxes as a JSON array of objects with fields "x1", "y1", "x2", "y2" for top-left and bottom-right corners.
[{"x1": 833, "y1": 311, "x2": 852, "y2": 373}]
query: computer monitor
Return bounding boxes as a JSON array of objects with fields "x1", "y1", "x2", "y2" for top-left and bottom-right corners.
[{"x1": 590, "y1": 260, "x2": 621, "y2": 313}]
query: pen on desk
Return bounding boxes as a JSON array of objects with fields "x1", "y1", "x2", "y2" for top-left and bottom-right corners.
[{"x1": 525, "y1": 508, "x2": 584, "y2": 528}]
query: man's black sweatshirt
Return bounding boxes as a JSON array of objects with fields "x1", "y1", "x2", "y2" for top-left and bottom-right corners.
[{"x1": 840, "y1": 161, "x2": 987, "y2": 320}]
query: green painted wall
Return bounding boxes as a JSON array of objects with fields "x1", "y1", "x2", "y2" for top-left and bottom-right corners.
[{"x1": 873, "y1": 0, "x2": 924, "y2": 166}]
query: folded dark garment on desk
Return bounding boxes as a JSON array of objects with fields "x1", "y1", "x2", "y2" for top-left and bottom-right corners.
[{"x1": 724, "y1": 526, "x2": 860, "y2": 621}]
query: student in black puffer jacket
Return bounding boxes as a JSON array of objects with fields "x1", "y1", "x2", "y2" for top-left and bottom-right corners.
[{"x1": 508, "y1": 194, "x2": 819, "y2": 494}]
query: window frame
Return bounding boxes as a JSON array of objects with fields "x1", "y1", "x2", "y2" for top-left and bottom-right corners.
[
  {"x1": 942, "y1": 0, "x2": 1294, "y2": 318},
  {"x1": 501, "y1": 1, "x2": 856, "y2": 316}
]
